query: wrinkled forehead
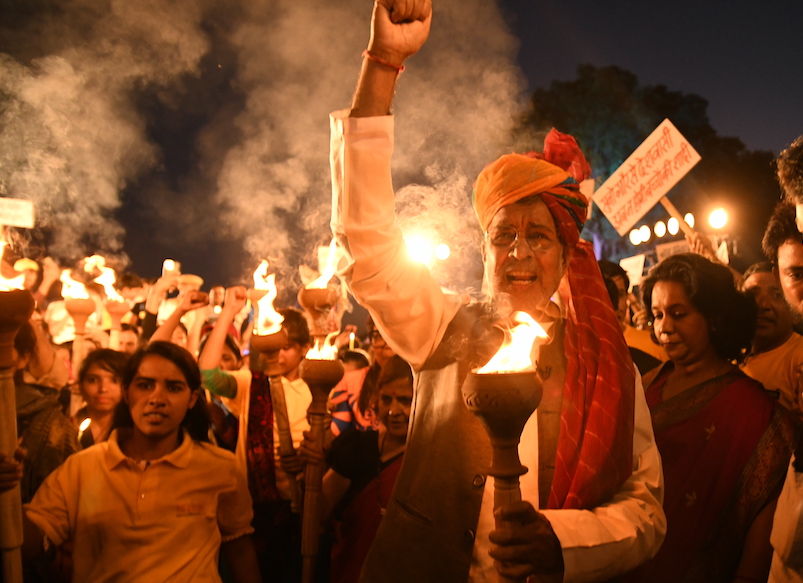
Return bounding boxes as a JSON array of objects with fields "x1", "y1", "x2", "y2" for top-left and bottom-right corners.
[{"x1": 486, "y1": 197, "x2": 557, "y2": 232}]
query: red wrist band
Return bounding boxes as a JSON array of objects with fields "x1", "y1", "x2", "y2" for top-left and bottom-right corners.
[{"x1": 362, "y1": 50, "x2": 405, "y2": 74}]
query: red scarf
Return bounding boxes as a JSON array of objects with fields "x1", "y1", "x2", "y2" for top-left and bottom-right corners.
[{"x1": 246, "y1": 371, "x2": 280, "y2": 503}]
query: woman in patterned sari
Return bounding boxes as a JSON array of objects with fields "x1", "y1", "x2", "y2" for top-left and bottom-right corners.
[{"x1": 624, "y1": 254, "x2": 796, "y2": 583}]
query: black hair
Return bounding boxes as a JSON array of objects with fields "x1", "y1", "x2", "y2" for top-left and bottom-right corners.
[
  {"x1": 602, "y1": 276, "x2": 620, "y2": 311},
  {"x1": 377, "y1": 355, "x2": 413, "y2": 390},
  {"x1": 115, "y1": 272, "x2": 143, "y2": 291},
  {"x1": 598, "y1": 260, "x2": 629, "y2": 288},
  {"x1": 111, "y1": 341, "x2": 210, "y2": 442},
  {"x1": 340, "y1": 349, "x2": 369, "y2": 370},
  {"x1": 13, "y1": 321, "x2": 36, "y2": 358},
  {"x1": 778, "y1": 135, "x2": 803, "y2": 204},
  {"x1": 762, "y1": 202, "x2": 802, "y2": 262},
  {"x1": 740, "y1": 262, "x2": 775, "y2": 288},
  {"x1": 278, "y1": 307, "x2": 311, "y2": 347},
  {"x1": 120, "y1": 323, "x2": 140, "y2": 336},
  {"x1": 78, "y1": 348, "x2": 128, "y2": 386},
  {"x1": 640, "y1": 254, "x2": 756, "y2": 363},
  {"x1": 198, "y1": 333, "x2": 242, "y2": 366}
]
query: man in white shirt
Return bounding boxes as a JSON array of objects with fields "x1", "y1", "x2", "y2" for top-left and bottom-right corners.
[{"x1": 330, "y1": 1, "x2": 665, "y2": 581}]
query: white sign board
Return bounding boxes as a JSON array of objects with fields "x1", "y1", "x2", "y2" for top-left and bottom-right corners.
[
  {"x1": 655, "y1": 240, "x2": 691, "y2": 262},
  {"x1": 0, "y1": 198, "x2": 35, "y2": 229},
  {"x1": 619, "y1": 254, "x2": 646, "y2": 291},
  {"x1": 595, "y1": 119, "x2": 701, "y2": 236}
]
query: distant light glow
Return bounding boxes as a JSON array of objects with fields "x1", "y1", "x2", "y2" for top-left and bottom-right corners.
[
  {"x1": 667, "y1": 217, "x2": 680, "y2": 235},
  {"x1": 405, "y1": 235, "x2": 434, "y2": 266},
  {"x1": 435, "y1": 244, "x2": 451, "y2": 261},
  {"x1": 638, "y1": 225, "x2": 651, "y2": 244},
  {"x1": 709, "y1": 208, "x2": 728, "y2": 229},
  {"x1": 629, "y1": 229, "x2": 642, "y2": 245},
  {"x1": 684, "y1": 213, "x2": 695, "y2": 228},
  {"x1": 79, "y1": 418, "x2": 91, "y2": 432},
  {"x1": 654, "y1": 221, "x2": 667, "y2": 238}
]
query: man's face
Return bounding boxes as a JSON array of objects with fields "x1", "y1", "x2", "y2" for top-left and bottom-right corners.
[
  {"x1": 611, "y1": 275, "x2": 628, "y2": 327},
  {"x1": 777, "y1": 239, "x2": 803, "y2": 318},
  {"x1": 118, "y1": 330, "x2": 139, "y2": 355},
  {"x1": 742, "y1": 271, "x2": 793, "y2": 350},
  {"x1": 482, "y1": 199, "x2": 567, "y2": 316}
]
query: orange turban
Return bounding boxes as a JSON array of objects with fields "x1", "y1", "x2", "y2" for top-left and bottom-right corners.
[
  {"x1": 473, "y1": 129, "x2": 636, "y2": 511},
  {"x1": 472, "y1": 128, "x2": 591, "y2": 246}
]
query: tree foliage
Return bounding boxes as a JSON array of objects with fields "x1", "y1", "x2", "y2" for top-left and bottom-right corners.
[{"x1": 514, "y1": 64, "x2": 780, "y2": 267}]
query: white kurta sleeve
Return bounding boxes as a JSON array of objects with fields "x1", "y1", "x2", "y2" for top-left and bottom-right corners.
[
  {"x1": 769, "y1": 459, "x2": 803, "y2": 578},
  {"x1": 330, "y1": 110, "x2": 463, "y2": 371},
  {"x1": 541, "y1": 372, "x2": 666, "y2": 582}
]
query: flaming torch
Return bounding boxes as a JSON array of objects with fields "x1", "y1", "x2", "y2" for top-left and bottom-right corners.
[
  {"x1": 61, "y1": 270, "x2": 95, "y2": 385},
  {"x1": 84, "y1": 255, "x2": 128, "y2": 351},
  {"x1": 0, "y1": 239, "x2": 25, "y2": 292},
  {"x1": 299, "y1": 332, "x2": 343, "y2": 583},
  {"x1": 461, "y1": 312, "x2": 547, "y2": 583},
  {"x1": 248, "y1": 261, "x2": 302, "y2": 511},
  {"x1": 297, "y1": 238, "x2": 340, "y2": 340},
  {"x1": 0, "y1": 288, "x2": 35, "y2": 583}
]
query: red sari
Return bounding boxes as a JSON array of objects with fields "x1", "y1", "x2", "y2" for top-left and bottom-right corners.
[
  {"x1": 330, "y1": 454, "x2": 403, "y2": 583},
  {"x1": 625, "y1": 364, "x2": 795, "y2": 583}
]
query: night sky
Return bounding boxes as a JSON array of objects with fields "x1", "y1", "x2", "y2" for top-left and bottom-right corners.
[
  {"x1": 2, "y1": 0, "x2": 802, "y2": 288},
  {"x1": 497, "y1": 0, "x2": 803, "y2": 153}
]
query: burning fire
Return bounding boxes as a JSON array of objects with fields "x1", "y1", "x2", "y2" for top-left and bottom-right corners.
[
  {"x1": 305, "y1": 238, "x2": 339, "y2": 290},
  {"x1": 0, "y1": 239, "x2": 25, "y2": 291},
  {"x1": 477, "y1": 312, "x2": 547, "y2": 374},
  {"x1": 253, "y1": 260, "x2": 284, "y2": 336},
  {"x1": 306, "y1": 331, "x2": 339, "y2": 360},
  {"x1": 60, "y1": 269, "x2": 90, "y2": 300},
  {"x1": 84, "y1": 255, "x2": 124, "y2": 302}
]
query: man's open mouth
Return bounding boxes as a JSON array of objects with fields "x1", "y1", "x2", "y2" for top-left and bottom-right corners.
[{"x1": 506, "y1": 272, "x2": 537, "y2": 285}]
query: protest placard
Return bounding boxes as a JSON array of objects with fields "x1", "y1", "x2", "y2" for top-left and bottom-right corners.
[
  {"x1": 619, "y1": 254, "x2": 646, "y2": 291},
  {"x1": 594, "y1": 119, "x2": 701, "y2": 236},
  {"x1": 0, "y1": 198, "x2": 35, "y2": 229}
]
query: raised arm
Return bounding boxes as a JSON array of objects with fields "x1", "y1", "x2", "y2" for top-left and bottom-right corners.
[
  {"x1": 149, "y1": 290, "x2": 209, "y2": 345},
  {"x1": 332, "y1": 0, "x2": 463, "y2": 371},
  {"x1": 198, "y1": 286, "x2": 246, "y2": 371},
  {"x1": 350, "y1": 0, "x2": 432, "y2": 118}
]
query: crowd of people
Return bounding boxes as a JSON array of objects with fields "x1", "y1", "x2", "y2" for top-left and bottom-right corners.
[{"x1": 2, "y1": 1, "x2": 803, "y2": 581}]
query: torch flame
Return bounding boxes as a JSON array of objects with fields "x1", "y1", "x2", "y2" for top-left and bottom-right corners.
[
  {"x1": 60, "y1": 269, "x2": 90, "y2": 300},
  {"x1": 79, "y1": 418, "x2": 91, "y2": 433},
  {"x1": 253, "y1": 260, "x2": 284, "y2": 336},
  {"x1": 477, "y1": 312, "x2": 548, "y2": 374},
  {"x1": 305, "y1": 331, "x2": 339, "y2": 360},
  {"x1": 305, "y1": 238, "x2": 339, "y2": 290},
  {"x1": 0, "y1": 239, "x2": 26, "y2": 291},
  {"x1": 84, "y1": 255, "x2": 124, "y2": 302}
]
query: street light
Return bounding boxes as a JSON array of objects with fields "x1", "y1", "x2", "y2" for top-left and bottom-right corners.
[
  {"x1": 709, "y1": 208, "x2": 728, "y2": 229},
  {"x1": 654, "y1": 221, "x2": 667, "y2": 238},
  {"x1": 684, "y1": 213, "x2": 695, "y2": 228},
  {"x1": 667, "y1": 217, "x2": 680, "y2": 236},
  {"x1": 639, "y1": 225, "x2": 651, "y2": 244},
  {"x1": 629, "y1": 229, "x2": 642, "y2": 245}
]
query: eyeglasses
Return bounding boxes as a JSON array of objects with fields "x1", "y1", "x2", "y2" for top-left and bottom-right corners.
[{"x1": 485, "y1": 227, "x2": 556, "y2": 251}]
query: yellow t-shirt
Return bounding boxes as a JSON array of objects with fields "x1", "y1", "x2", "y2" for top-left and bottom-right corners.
[
  {"x1": 25, "y1": 429, "x2": 253, "y2": 583},
  {"x1": 741, "y1": 333, "x2": 803, "y2": 412}
]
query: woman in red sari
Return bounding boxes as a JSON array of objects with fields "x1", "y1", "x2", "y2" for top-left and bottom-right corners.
[
  {"x1": 624, "y1": 254, "x2": 795, "y2": 583},
  {"x1": 302, "y1": 355, "x2": 413, "y2": 583}
]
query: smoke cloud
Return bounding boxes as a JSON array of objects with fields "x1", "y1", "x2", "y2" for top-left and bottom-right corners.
[
  {"x1": 213, "y1": 0, "x2": 524, "y2": 294},
  {"x1": 0, "y1": 0, "x2": 209, "y2": 263},
  {"x1": 2, "y1": 0, "x2": 525, "y2": 294}
]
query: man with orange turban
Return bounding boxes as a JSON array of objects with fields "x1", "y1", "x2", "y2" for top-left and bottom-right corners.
[{"x1": 329, "y1": 1, "x2": 665, "y2": 581}]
